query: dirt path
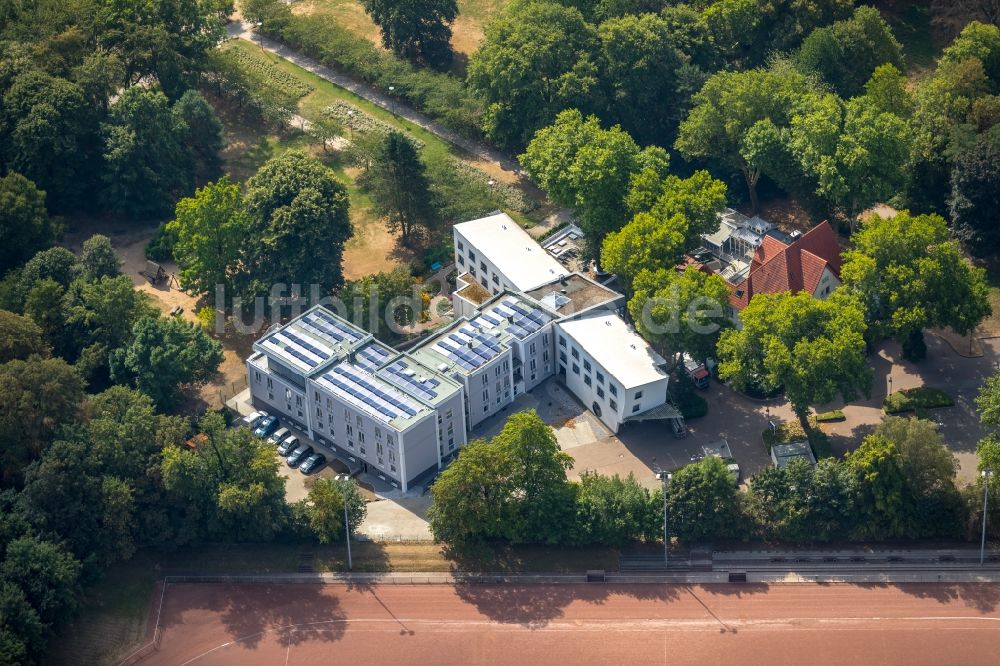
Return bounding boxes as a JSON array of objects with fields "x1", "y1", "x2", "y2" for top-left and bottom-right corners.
[{"x1": 226, "y1": 21, "x2": 521, "y2": 178}]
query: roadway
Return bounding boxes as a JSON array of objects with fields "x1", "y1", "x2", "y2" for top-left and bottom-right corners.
[{"x1": 140, "y1": 582, "x2": 1000, "y2": 665}]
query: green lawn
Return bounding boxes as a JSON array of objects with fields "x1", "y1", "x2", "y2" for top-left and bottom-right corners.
[
  {"x1": 224, "y1": 39, "x2": 461, "y2": 164},
  {"x1": 883, "y1": 386, "x2": 955, "y2": 414}
]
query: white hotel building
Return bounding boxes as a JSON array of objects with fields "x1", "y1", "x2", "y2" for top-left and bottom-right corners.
[{"x1": 246, "y1": 213, "x2": 681, "y2": 488}]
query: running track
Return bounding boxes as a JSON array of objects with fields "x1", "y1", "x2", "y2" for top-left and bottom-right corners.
[{"x1": 138, "y1": 583, "x2": 1000, "y2": 665}]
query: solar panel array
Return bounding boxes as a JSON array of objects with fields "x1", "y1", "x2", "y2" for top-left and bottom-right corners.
[
  {"x1": 262, "y1": 328, "x2": 334, "y2": 370},
  {"x1": 382, "y1": 360, "x2": 443, "y2": 402},
  {"x1": 355, "y1": 342, "x2": 390, "y2": 373},
  {"x1": 318, "y1": 363, "x2": 424, "y2": 424},
  {"x1": 491, "y1": 298, "x2": 551, "y2": 339},
  {"x1": 433, "y1": 326, "x2": 504, "y2": 371},
  {"x1": 300, "y1": 309, "x2": 362, "y2": 346}
]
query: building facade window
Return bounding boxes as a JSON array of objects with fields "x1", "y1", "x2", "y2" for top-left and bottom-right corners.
[{"x1": 572, "y1": 363, "x2": 580, "y2": 374}]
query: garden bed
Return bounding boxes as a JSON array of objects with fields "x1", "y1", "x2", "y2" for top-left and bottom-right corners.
[{"x1": 883, "y1": 386, "x2": 955, "y2": 414}]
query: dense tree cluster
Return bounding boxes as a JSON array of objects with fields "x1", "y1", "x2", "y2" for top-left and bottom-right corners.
[
  {"x1": 428, "y1": 410, "x2": 971, "y2": 550},
  {"x1": 0, "y1": 0, "x2": 229, "y2": 219},
  {"x1": 470, "y1": 0, "x2": 858, "y2": 150},
  {"x1": 168, "y1": 152, "x2": 354, "y2": 306}
]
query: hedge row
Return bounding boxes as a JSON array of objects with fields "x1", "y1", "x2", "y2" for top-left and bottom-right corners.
[{"x1": 261, "y1": 12, "x2": 484, "y2": 139}]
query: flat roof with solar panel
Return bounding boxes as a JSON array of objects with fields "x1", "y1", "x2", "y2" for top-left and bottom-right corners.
[
  {"x1": 254, "y1": 305, "x2": 368, "y2": 375},
  {"x1": 254, "y1": 306, "x2": 463, "y2": 429},
  {"x1": 313, "y1": 361, "x2": 434, "y2": 428},
  {"x1": 410, "y1": 314, "x2": 516, "y2": 378},
  {"x1": 376, "y1": 354, "x2": 463, "y2": 409}
]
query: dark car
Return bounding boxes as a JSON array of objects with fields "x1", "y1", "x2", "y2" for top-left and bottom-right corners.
[
  {"x1": 286, "y1": 444, "x2": 313, "y2": 468},
  {"x1": 299, "y1": 453, "x2": 327, "y2": 474},
  {"x1": 277, "y1": 436, "x2": 299, "y2": 456},
  {"x1": 253, "y1": 415, "x2": 279, "y2": 438}
]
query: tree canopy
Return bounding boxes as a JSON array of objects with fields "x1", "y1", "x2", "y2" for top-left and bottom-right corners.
[
  {"x1": 717, "y1": 291, "x2": 872, "y2": 437},
  {"x1": 0, "y1": 173, "x2": 58, "y2": 275},
  {"x1": 362, "y1": 0, "x2": 458, "y2": 69},
  {"x1": 242, "y1": 152, "x2": 353, "y2": 299},
  {"x1": 628, "y1": 266, "x2": 732, "y2": 362},
  {"x1": 841, "y1": 211, "x2": 991, "y2": 359},
  {"x1": 169, "y1": 177, "x2": 247, "y2": 304},
  {"x1": 468, "y1": 0, "x2": 600, "y2": 149},
  {"x1": 521, "y1": 109, "x2": 668, "y2": 258}
]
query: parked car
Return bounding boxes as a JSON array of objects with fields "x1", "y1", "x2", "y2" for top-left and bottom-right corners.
[
  {"x1": 268, "y1": 427, "x2": 291, "y2": 445},
  {"x1": 277, "y1": 436, "x2": 299, "y2": 456},
  {"x1": 253, "y1": 415, "x2": 279, "y2": 438},
  {"x1": 299, "y1": 453, "x2": 327, "y2": 474},
  {"x1": 242, "y1": 411, "x2": 265, "y2": 429},
  {"x1": 286, "y1": 444, "x2": 313, "y2": 468}
]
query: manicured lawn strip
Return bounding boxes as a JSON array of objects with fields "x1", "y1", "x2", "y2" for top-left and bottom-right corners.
[
  {"x1": 815, "y1": 409, "x2": 846, "y2": 423},
  {"x1": 883, "y1": 386, "x2": 955, "y2": 414}
]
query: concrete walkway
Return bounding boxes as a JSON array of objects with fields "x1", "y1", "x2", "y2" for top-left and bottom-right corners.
[{"x1": 226, "y1": 21, "x2": 521, "y2": 174}]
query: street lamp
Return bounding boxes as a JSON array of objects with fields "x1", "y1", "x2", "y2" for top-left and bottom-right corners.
[
  {"x1": 982, "y1": 468, "x2": 993, "y2": 566},
  {"x1": 347, "y1": 109, "x2": 355, "y2": 140},
  {"x1": 387, "y1": 85, "x2": 396, "y2": 115},
  {"x1": 254, "y1": 22, "x2": 264, "y2": 51},
  {"x1": 652, "y1": 457, "x2": 672, "y2": 568},
  {"x1": 344, "y1": 491, "x2": 353, "y2": 570}
]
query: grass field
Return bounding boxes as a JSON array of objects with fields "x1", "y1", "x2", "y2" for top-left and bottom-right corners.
[
  {"x1": 47, "y1": 541, "x2": 620, "y2": 665},
  {"x1": 292, "y1": 0, "x2": 508, "y2": 59}
]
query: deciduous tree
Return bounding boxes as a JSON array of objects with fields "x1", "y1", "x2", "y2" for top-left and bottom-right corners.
[
  {"x1": 79, "y1": 235, "x2": 121, "y2": 281},
  {"x1": 110, "y1": 315, "x2": 223, "y2": 409},
  {"x1": 664, "y1": 456, "x2": 743, "y2": 542},
  {"x1": 0, "y1": 311, "x2": 48, "y2": 363},
  {"x1": 0, "y1": 357, "x2": 83, "y2": 484},
  {"x1": 676, "y1": 66, "x2": 806, "y2": 212},
  {"x1": 0, "y1": 173, "x2": 58, "y2": 275},
  {"x1": 717, "y1": 291, "x2": 872, "y2": 438},
  {"x1": 101, "y1": 87, "x2": 193, "y2": 218},
  {"x1": 841, "y1": 211, "x2": 991, "y2": 359},
  {"x1": 793, "y1": 6, "x2": 904, "y2": 98},
  {"x1": 522, "y1": 109, "x2": 668, "y2": 257},
  {"x1": 242, "y1": 152, "x2": 353, "y2": 299},
  {"x1": 628, "y1": 266, "x2": 732, "y2": 362},
  {"x1": 168, "y1": 178, "x2": 247, "y2": 304},
  {"x1": 361, "y1": 0, "x2": 458, "y2": 68},
  {"x1": 467, "y1": 0, "x2": 600, "y2": 148}
]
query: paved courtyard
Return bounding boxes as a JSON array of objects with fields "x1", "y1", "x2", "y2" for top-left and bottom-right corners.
[{"x1": 475, "y1": 335, "x2": 998, "y2": 489}]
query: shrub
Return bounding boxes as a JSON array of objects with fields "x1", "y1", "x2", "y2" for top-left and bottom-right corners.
[
  {"x1": 196, "y1": 306, "x2": 217, "y2": 332},
  {"x1": 815, "y1": 409, "x2": 846, "y2": 423},
  {"x1": 883, "y1": 386, "x2": 955, "y2": 414},
  {"x1": 762, "y1": 417, "x2": 832, "y2": 459},
  {"x1": 145, "y1": 222, "x2": 177, "y2": 261},
  {"x1": 262, "y1": 11, "x2": 484, "y2": 139}
]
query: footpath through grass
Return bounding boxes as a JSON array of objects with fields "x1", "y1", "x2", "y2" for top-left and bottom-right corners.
[{"x1": 224, "y1": 39, "x2": 459, "y2": 163}]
